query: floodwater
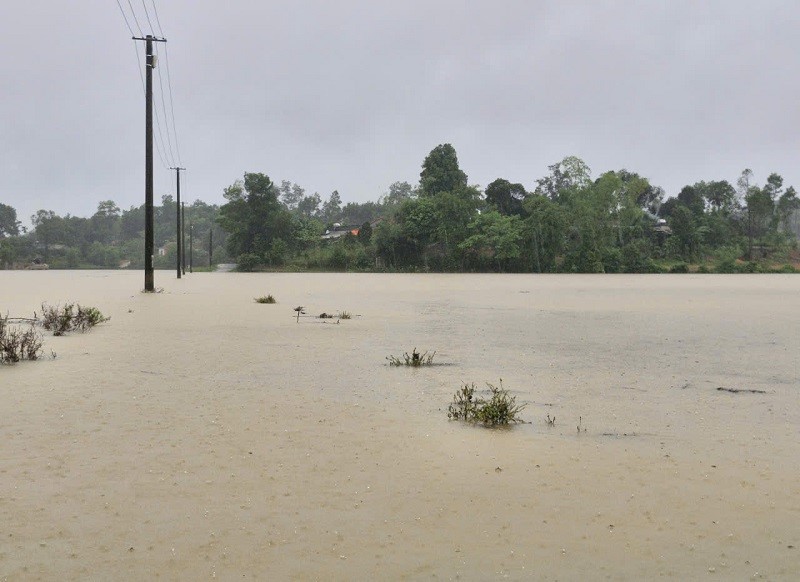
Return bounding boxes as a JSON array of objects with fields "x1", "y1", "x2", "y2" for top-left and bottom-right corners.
[{"x1": 1, "y1": 271, "x2": 798, "y2": 580}]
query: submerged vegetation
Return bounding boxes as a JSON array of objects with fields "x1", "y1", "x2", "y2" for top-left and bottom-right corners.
[
  {"x1": 255, "y1": 294, "x2": 276, "y2": 304},
  {"x1": 447, "y1": 380, "x2": 527, "y2": 426},
  {"x1": 1, "y1": 302, "x2": 107, "y2": 364},
  {"x1": 0, "y1": 315, "x2": 44, "y2": 363},
  {"x1": 39, "y1": 303, "x2": 109, "y2": 335},
  {"x1": 387, "y1": 348, "x2": 436, "y2": 367}
]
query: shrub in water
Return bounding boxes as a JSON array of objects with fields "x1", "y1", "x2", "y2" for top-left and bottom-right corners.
[
  {"x1": 448, "y1": 380, "x2": 526, "y2": 426},
  {"x1": 387, "y1": 348, "x2": 435, "y2": 367},
  {"x1": 255, "y1": 295, "x2": 276, "y2": 304},
  {"x1": 0, "y1": 315, "x2": 44, "y2": 364},
  {"x1": 40, "y1": 303, "x2": 109, "y2": 335}
]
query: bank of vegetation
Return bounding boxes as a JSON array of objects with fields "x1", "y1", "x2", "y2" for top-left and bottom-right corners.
[{"x1": 2, "y1": 144, "x2": 799, "y2": 273}]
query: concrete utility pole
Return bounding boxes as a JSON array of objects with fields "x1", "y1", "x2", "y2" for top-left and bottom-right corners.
[
  {"x1": 133, "y1": 34, "x2": 167, "y2": 292},
  {"x1": 170, "y1": 167, "x2": 185, "y2": 279}
]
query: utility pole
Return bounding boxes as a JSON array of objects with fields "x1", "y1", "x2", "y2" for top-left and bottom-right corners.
[
  {"x1": 170, "y1": 167, "x2": 185, "y2": 279},
  {"x1": 209, "y1": 229, "x2": 213, "y2": 268},
  {"x1": 181, "y1": 202, "x2": 186, "y2": 275},
  {"x1": 133, "y1": 34, "x2": 166, "y2": 292},
  {"x1": 189, "y1": 223, "x2": 193, "y2": 273}
]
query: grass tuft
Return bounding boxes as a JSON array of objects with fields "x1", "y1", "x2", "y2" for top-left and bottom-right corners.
[
  {"x1": 447, "y1": 380, "x2": 526, "y2": 426},
  {"x1": 387, "y1": 348, "x2": 435, "y2": 367},
  {"x1": 255, "y1": 295, "x2": 276, "y2": 304}
]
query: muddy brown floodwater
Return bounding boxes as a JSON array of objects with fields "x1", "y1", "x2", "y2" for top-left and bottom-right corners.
[{"x1": 1, "y1": 271, "x2": 798, "y2": 580}]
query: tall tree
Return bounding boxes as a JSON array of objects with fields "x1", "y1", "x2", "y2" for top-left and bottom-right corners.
[
  {"x1": 485, "y1": 178, "x2": 527, "y2": 216},
  {"x1": 0, "y1": 203, "x2": 21, "y2": 237},
  {"x1": 419, "y1": 144, "x2": 468, "y2": 197},
  {"x1": 217, "y1": 173, "x2": 292, "y2": 259},
  {"x1": 321, "y1": 190, "x2": 343, "y2": 222},
  {"x1": 383, "y1": 181, "x2": 414, "y2": 206},
  {"x1": 535, "y1": 156, "x2": 591, "y2": 201},
  {"x1": 279, "y1": 181, "x2": 306, "y2": 211}
]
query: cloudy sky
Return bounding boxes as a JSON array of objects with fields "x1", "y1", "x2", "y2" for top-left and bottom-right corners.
[{"x1": 2, "y1": 1, "x2": 799, "y2": 226}]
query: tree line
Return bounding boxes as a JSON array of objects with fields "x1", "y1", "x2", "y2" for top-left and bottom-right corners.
[{"x1": 2, "y1": 143, "x2": 799, "y2": 272}]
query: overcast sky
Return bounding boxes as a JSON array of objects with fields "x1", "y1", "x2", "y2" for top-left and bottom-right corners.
[{"x1": 2, "y1": 1, "x2": 799, "y2": 227}]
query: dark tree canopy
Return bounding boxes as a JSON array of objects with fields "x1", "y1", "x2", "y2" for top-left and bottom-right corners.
[
  {"x1": 419, "y1": 144, "x2": 468, "y2": 197},
  {"x1": 485, "y1": 179, "x2": 527, "y2": 216},
  {"x1": 0, "y1": 203, "x2": 21, "y2": 237}
]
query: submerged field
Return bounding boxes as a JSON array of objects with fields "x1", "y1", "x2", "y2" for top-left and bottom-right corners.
[{"x1": 1, "y1": 271, "x2": 798, "y2": 580}]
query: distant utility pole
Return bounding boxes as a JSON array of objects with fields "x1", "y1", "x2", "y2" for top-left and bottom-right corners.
[
  {"x1": 209, "y1": 229, "x2": 213, "y2": 267},
  {"x1": 133, "y1": 34, "x2": 167, "y2": 292},
  {"x1": 189, "y1": 223, "x2": 193, "y2": 273},
  {"x1": 181, "y1": 202, "x2": 186, "y2": 275},
  {"x1": 170, "y1": 167, "x2": 185, "y2": 279}
]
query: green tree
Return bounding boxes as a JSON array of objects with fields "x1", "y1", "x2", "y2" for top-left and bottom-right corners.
[
  {"x1": 217, "y1": 173, "x2": 293, "y2": 261},
  {"x1": 677, "y1": 185, "x2": 705, "y2": 217},
  {"x1": 522, "y1": 195, "x2": 565, "y2": 272},
  {"x1": 776, "y1": 187, "x2": 800, "y2": 232},
  {"x1": 419, "y1": 144, "x2": 468, "y2": 197},
  {"x1": 0, "y1": 203, "x2": 21, "y2": 237},
  {"x1": 297, "y1": 192, "x2": 322, "y2": 219},
  {"x1": 535, "y1": 156, "x2": 591, "y2": 202},
  {"x1": 700, "y1": 180, "x2": 736, "y2": 212},
  {"x1": 485, "y1": 178, "x2": 527, "y2": 216},
  {"x1": 382, "y1": 181, "x2": 414, "y2": 206},
  {"x1": 322, "y1": 190, "x2": 343, "y2": 223},
  {"x1": 278, "y1": 181, "x2": 305, "y2": 211},
  {"x1": 88, "y1": 200, "x2": 121, "y2": 245},
  {"x1": 459, "y1": 210, "x2": 523, "y2": 271},
  {"x1": 357, "y1": 221, "x2": 373, "y2": 245}
]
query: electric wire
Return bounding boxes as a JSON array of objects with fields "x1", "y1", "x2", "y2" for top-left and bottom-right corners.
[
  {"x1": 149, "y1": 0, "x2": 182, "y2": 165},
  {"x1": 115, "y1": 0, "x2": 135, "y2": 36},
  {"x1": 132, "y1": 44, "x2": 170, "y2": 169},
  {"x1": 115, "y1": 0, "x2": 176, "y2": 170},
  {"x1": 125, "y1": 0, "x2": 144, "y2": 36},
  {"x1": 140, "y1": 0, "x2": 156, "y2": 36},
  {"x1": 153, "y1": 43, "x2": 177, "y2": 167},
  {"x1": 162, "y1": 43, "x2": 182, "y2": 165},
  {"x1": 149, "y1": 0, "x2": 164, "y2": 36}
]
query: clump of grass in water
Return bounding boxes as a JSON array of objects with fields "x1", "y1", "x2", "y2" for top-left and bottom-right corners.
[
  {"x1": 447, "y1": 379, "x2": 526, "y2": 426},
  {"x1": 386, "y1": 348, "x2": 435, "y2": 367},
  {"x1": 40, "y1": 303, "x2": 109, "y2": 336},
  {"x1": 339, "y1": 311, "x2": 351, "y2": 320},
  {"x1": 255, "y1": 295, "x2": 276, "y2": 304},
  {"x1": 0, "y1": 314, "x2": 44, "y2": 364}
]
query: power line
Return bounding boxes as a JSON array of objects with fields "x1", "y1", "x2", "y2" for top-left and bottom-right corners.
[
  {"x1": 149, "y1": 0, "x2": 165, "y2": 36},
  {"x1": 140, "y1": 0, "x2": 156, "y2": 36},
  {"x1": 125, "y1": 0, "x2": 144, "y2": 36},
  {"x1": 162, "y1": 43, "x2": 182, "y2": 165},
  {"x1": 115, "y1": 0, "x2": 135, "y2": 36},
  {"x1": 131, "y1": 43, "x2": 169, "y2": 169},
  {"x1": 154, "y1": 42, "x2": 177, "y2": 166}
]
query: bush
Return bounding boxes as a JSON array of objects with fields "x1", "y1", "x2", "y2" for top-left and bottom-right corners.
[
  {"x1": 387, "y1": 348, "x2": 435, "y2": 367},
  {"x1": 255, "y1": 295, "x2": 276, "y2": 304},
  {"x1": 40, "y1": 303, "x2": 109, "y2": 335},
  {"x1": 772, "y1": 264, "x2": 796, "y2": 273},
  {"x1": 669, "y1": 262, "x2": 690, "y2": 273},
  {"x1": 0, "y1": 316, "x2": 44, "y2": 364},
  {"x1": 448, "y1": 380, "x2": 526, "y2": 426},
  {"x1": 713, "y1": 245, "x2": 741, "y2": 273},
  {"x1": 236, "y1": 253, "x2": 261, "y2": 272}
]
